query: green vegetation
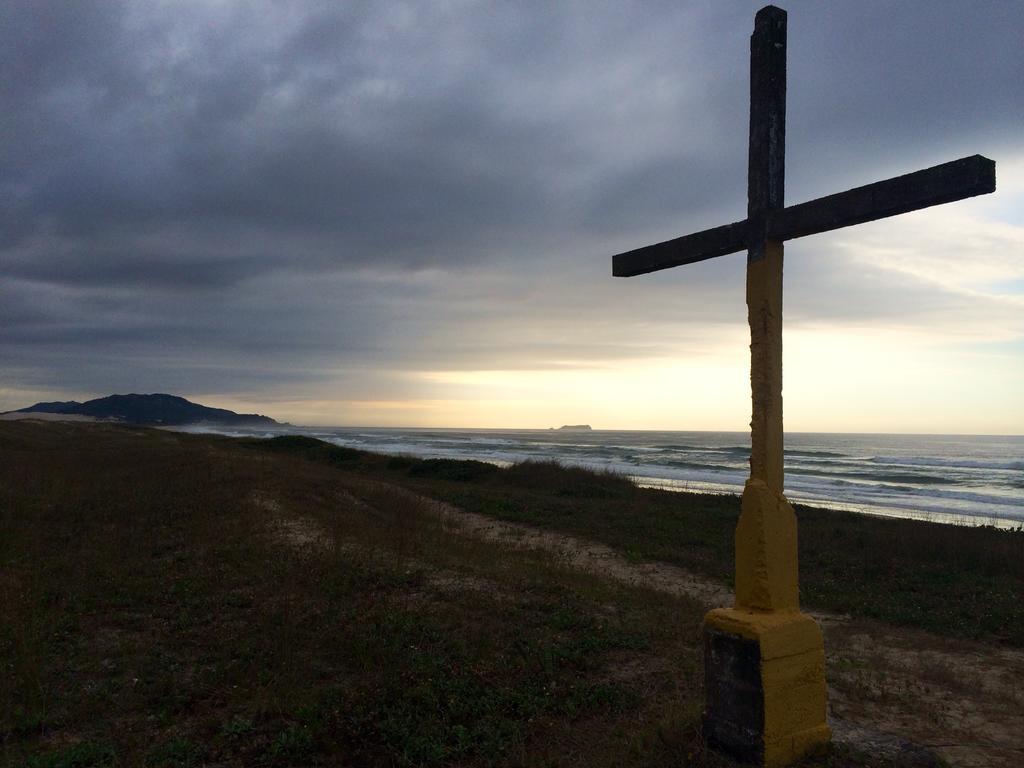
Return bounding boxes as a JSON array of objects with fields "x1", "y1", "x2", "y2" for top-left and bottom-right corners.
[
  {"x1": 2, "y1": 423, "x2": 998, "y2": 766},
  {"x1": 241, "y1": 433, "x2": 363, "y2": 465},
  {"x1": 378, "y1": 453, "x2": 1023, "y2": 646},
  {"x1": 0, "y1": 423, "x2": 705, "y2": 766},
  {"x1": 246, "y1": 433, "x2": 1023, "y2": 644}
]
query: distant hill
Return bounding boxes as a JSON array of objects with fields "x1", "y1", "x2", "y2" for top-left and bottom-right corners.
[
  {"x1": 552, "y1": 424, "x2": 592, "y2": 431},
  {"x1": 9, "y1": 393, "x2": 279, "y2": 427}
]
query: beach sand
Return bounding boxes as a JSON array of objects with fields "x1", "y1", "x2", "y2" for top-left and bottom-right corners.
[{"x1": 0, "y1": 411, "x2": 102, "y2": 422}]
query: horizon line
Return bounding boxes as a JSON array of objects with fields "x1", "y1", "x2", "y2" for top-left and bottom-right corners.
[{"x1": 287, "y1": 423, "x2": 1024, "y2": 438}]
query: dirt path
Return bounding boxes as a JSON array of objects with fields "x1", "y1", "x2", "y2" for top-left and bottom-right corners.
[
  {"x1": 371, "y1": 483, "x2": 1024, "y2": 768},
  {"x1": 260, "y1": 479, "x2": 1023, "y2": 767}
]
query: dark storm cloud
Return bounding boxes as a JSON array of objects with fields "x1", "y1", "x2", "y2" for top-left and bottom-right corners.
[
  {"x1": 2, "y1": 2, "x2": 544, "y2": 279},
  {"x1": 2, "y1": 0, "x2": 1020, "y2": 410},
  {"x1": 1, "y1": 2, "x2": 753, "y2": 281}
]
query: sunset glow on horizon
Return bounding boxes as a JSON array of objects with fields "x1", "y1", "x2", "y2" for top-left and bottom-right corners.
[{"x1": 3, "y1": 2, "x2": 1021, "y2": 435}]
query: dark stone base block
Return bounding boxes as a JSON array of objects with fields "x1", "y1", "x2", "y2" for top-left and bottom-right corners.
[
  {"x1": 703, "y1": 609, "x2": 831, "y2": 767},
  {"x1": 704, "y1": 627, "x2": 765, "y2": 763}
]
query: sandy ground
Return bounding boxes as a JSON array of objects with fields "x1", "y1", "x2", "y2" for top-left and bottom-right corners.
[
  {"x1": 258, "y1": 480, "x2": 1024, "y2": 767},
  {"x1": 0, "y1": 412, "x2": 102, "y2": 422}
]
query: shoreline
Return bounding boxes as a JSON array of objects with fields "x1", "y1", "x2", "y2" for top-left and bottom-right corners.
[
  {"x1": 173, "y1": 422, "x2": 1024, "y2": 530},
  {"x1": 631, "y1": 474, "x2": 1024, "y2": 531},
  {"x1": 475, "y1": 457, "x2": 1024, "y2": 530},
  {"x1": 316, "y1": 441, "x2": 1024, "y2": 531}
]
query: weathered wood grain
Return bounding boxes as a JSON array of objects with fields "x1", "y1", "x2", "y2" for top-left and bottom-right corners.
[
  {"x1": 611, "y1": 220, "x2": 747, "y2": 277},
  {"x1": 746, "y1": 5, "x2": 787, "y2": 265},
  {"x1": 767, "y1": 155, "x2": 995, "y2": 242},
  {"x1": 611, "y1": 156, "x2": 994, "y2": 277}
]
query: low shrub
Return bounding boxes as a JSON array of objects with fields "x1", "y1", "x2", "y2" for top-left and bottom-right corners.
[
  {"x1": 407, "y1": 458, "x2": 500, "y2": 482},
  {"x1": 386, "y1": 455, "x2": 418, "y2": 471},
  {"x1": 502, "y1": 460, "x2": 635, "y2": 499},
  {"x1": 246, "y1": 435, "x2": 364, "y2": 466}
]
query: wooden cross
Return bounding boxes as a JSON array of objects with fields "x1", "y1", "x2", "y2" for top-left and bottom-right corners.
[{"x1": 611, "y1": 6, "x2": 995, "y2": 765}]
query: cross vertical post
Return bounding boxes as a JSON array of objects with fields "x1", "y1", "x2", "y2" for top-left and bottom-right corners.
[
  {"x1": 732, "y1": 7, "x2": 799, "y2": 613},
  {"x1": 608, "y1": 4, "x2": 995, "y2": 765},
  {"x1": 703, "y1": 11, "x2": 830, "y2": 766},
  {"x1": 746, "y1": 4, "x2": 786, "y2": 496}
]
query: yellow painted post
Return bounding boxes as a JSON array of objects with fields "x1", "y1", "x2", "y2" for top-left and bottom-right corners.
[
  {"x1": 736, "y1": 240, "x2": 798, "y2": 613},
  {"x1": 702, "y1": 9, "x2": 830, "y2": 765},
  {"x1": 702, "y1": 236, "x2": 830, "y2": 766}
]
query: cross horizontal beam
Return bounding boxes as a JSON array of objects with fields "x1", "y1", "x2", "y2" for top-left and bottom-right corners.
[
  {"x1": 611, "y1": 219, "x2": 748, "y2": 278},
  {"x1": 612, "y1": 154, "x2": 995, "y2": 277}
]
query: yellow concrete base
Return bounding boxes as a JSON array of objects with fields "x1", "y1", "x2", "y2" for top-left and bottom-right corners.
[
  {"x1": 735, "y1": 479, "x2": 798, "y2": 612},
  {"x1": 703, "y1": 608, "x2": 830, "y2": 767}
]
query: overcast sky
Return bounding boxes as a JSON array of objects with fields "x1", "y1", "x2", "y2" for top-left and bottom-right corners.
[{"x1": 2, "y1": 0, "x2": 1022, "y2": 432}]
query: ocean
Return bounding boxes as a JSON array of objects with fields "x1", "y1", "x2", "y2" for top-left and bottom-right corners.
[{"x1": 192, "y1": 425, "x2": 1024, "y2": 528}]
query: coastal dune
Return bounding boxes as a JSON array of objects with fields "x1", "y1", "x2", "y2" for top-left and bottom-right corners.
[{"x1": 2, "y1": 421, "x2": 1021, "y2": 767}]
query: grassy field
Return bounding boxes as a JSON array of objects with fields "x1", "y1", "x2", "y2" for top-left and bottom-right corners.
[
  {"x1": 4, "y1": 422, "x2": 1017, "y2": 766},
  {"x1": 380, "y1": 454, "x2": 1024, "y2": 647}
]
